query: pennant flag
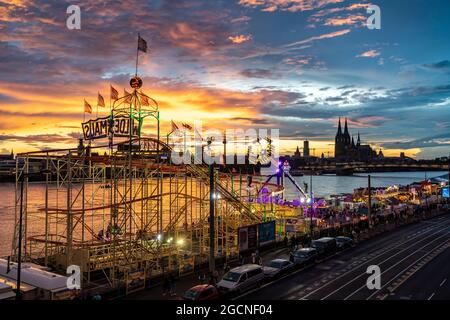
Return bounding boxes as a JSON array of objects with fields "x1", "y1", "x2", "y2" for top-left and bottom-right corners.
[
  {"x1": 98, "y1": 93, "x2": 105, "y2": 108},
  {"x1": 140, "y1": 92, "x2": 150, "y2": 106},
  {"x1": 182, "y1": 123, "x2": 193, "y2": 130},
  {"x1": 84, "y1": 99, "x2": 92, "y2": 114},
  {"x1": 138, "y1": 35, "x2": 148, "y2": 53},
  {"x1": 171, "y1": 120, "x2": 179, "y2": 132},
  {"x1": 110, "y1": 85, "x2": 119, "y2": 101},
  {"x1": 124, "y1": 89, "x2": 132, "y2": 104}
]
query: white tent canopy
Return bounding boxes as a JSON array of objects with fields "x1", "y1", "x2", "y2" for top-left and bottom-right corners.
[{"x1": 0, "y1": 259, "x2": 68, "y2": 292}]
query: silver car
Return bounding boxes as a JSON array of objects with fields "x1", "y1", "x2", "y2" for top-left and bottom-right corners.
[
  {"x1": 292, "y1": 248, "x2": 318, "y2": 266},
  {"x1": 263, "y1": 259, "x2": 294, "y2": 279}
]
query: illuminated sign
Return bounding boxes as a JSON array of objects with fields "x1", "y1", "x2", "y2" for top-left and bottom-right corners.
[
  {"x1": 443, "y1": 187, "x2": 449, "y2": 198},
  {"x1": 130, "y1": 76, "x2": 143, "y2": 89},
  {"x1": 82, "y1": 116, "x2": 139, "y2": 140}
]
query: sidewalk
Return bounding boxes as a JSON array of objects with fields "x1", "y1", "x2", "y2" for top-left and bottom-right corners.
[{"x1": 124, "y1": 246, "x2": 291, "y2": 300}]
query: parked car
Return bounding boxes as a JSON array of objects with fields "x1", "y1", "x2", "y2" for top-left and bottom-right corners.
[
  {"x1": 311, "y1": 237, "x2": 337, "y2": 256},
  {"x1": 291, "y1": 248, "x2": 318, "y2": 266},
  {"x1": 217, "y1": 264, "x2": 264, "y2": 295},
  {"x1": 263, "y1": 259, "x2": 294, "y2": 279},
  {"x1": 182, "y1": 284, "x2": 220, "y2": 301},
  {"x1": 335, "y1": 236, "x2": 353, "y2": 249}
]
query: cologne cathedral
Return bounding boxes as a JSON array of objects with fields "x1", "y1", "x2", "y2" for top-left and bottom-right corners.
[{"x1": 334, "y1": 118, "x2": 380, "y2": 162}]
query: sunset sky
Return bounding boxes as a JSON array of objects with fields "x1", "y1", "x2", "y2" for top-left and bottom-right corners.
[{"x1": 1, "y1": 0, "x2": 450, "y2": 158}]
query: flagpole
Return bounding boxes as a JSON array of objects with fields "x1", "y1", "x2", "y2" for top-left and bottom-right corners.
[
  {"x1": 135, "y1": 33, "x2": 140, "y2": 76},
  {"x1": 96, "y1": 92, "x2": 99, "y2": 118}
]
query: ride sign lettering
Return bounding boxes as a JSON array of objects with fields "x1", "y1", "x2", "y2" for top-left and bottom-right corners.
[{"x1": 82, "y1": 116, "x2": 139, "y2": 140}]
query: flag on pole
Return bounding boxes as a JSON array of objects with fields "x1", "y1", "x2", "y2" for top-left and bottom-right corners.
[
  {"x1": 110, "y1": 85, "x2": 119, "y2": 101},
  {"x1": 182, "y1": 123, "x2": 193, "y2": 130},
  {"x1": 139, "y1": 92, "x2": 150, "y2": 106},
  {"x1": 84, "y1": 99, "x2": 92, "y2": 114},
  {"x1": 98, "y1": 93, "x2": 105, "y2": 108},
  {"x1": 171, "y1": 120, "x2": 179, "y2": 132},
  {"x1": 138, "y1": 35, "x2": 148, "y2": 53},
  {"x1": 124, "y1": 89, "x2": 132, "y2": 104}
]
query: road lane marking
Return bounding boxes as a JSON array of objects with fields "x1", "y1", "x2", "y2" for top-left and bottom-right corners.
[
  {"x1": 298, "y1": 218, "x2": 450, "y2": 300},
  {"x1": 440, "y1": 278, "x2": 447, "y2": 287},
  {"x1": 428, "y1": 292, "x2": 435, "y2": 300},
  {"x1": 361, "y1": 236, "x2": 450, "y2": 300},
  {"x1": 235, "y1": 214, "x2": 450, "y2": 301},
  {"x1": 316, "y1": 225, "x2": 450, "y2": 300}
]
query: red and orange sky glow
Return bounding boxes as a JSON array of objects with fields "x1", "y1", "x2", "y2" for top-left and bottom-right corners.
[{"x1": 1, "y1": 0, "x2": 450, "y2": 158}]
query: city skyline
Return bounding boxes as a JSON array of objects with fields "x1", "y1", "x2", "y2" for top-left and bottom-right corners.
[{"x1": 1, "y1": 0, "x2": 450, "y2": 159}]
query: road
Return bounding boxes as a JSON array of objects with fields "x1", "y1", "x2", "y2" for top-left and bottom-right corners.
[
  {"x1": 387, "y1": 245, "x2": 450, "y2": 300},
  {"x1": 239, "y1": 213, "x2": 450, "y2": 300}
]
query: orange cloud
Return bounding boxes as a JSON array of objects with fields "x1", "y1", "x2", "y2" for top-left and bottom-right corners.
[
  {"x1": 0, "y1": 78, "x2": 288, "y2": 152},
  {"x1": 357, "y1": 50, "x2": 381, "y2": 58},
  {"x1": 238, "y1": 0, "x2": 345, "y2": 12},
  {"x1": 325, "y1": 14, "x2": 366, "y2": 26},
  {"x1": 228, "y1": 34, "x2": 252, "y2": 44},
  {"x1": 284, "y1": 29, "x2": 351, "y2": 48}
]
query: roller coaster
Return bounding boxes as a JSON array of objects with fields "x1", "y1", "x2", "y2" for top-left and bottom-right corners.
[{"x1": 10, "y1": 79, "x2": 294, "y2": 290}]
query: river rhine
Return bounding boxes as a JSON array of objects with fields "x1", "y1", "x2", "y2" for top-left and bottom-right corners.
[{"x1": 0, "y1": 171, "x2": 446, "y2": 257}]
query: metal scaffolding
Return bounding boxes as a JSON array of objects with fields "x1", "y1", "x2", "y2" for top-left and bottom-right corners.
[{"x1": 11, "y1": 81, "x2": 287, "y2": 290}]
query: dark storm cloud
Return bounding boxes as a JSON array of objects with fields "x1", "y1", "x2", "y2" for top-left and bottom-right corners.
[
  {"x1": 0, "y1": 109, "x2": 80, "y2": 119},
  {"x1": 230, "y1": 117, "x2": 271, "y2": 125},
  {"x1": 0, "y1": 0, "x2": 247, "y2": 84},
  {"x1": 423, "y1": 60, "x2": 450, "y2": 73},
  {"x1": 381, "y1": 133, "x2": 450, "y2": 149},
  {"x1": 0, "y1": 93, "x2": 20, "y2": 104},
  {"x1": 0, "y1": 133, "x2": 74, "y2": 146},
  {"x1": 240, "y1": 69, "x2": 281, "y2": 79}
]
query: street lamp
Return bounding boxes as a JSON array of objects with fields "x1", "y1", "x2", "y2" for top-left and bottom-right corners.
[{"x1": 309, "y1": 173, "x2": 314, "y2": 243}]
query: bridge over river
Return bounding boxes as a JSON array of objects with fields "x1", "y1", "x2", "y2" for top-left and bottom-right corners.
[{"x1": 298, "y1": 161, "x2": 450, "y2": 176}]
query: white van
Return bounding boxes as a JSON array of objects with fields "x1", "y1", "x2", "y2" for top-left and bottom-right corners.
[{"x1": 217, "y1": 264, "x2": 264, "y2": 295}]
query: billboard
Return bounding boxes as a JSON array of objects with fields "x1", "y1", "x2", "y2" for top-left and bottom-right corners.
[
  {"x1": 238, "y1": 224, "x2": 257, "y2": 252},
  {"x1": 443, "y1": 187, "x2": 449, "y2": 198},
  {"x1": 258, "y1": 221, "x2": 276, "y2": 246},
  {"x1": 126, "y1": 269, "x2": 146, "y2": 294},
  {"x1": 179, "y1": 254, "x2": 194, "y2": 274}
]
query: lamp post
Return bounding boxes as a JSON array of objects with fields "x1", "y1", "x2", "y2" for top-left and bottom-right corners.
[
  {"x1": 368, "y1": 175, "x2": 372, "y2": 228},
  {"x1": 309, "y1": 173, "x2": 313, "y2": 243},
  {"x1": 209, "y1": 164, "x2": 215, "y2": 274}
]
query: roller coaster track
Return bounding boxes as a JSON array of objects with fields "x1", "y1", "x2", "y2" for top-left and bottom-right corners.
[{"x1": 186, "y1": 163, "x2": 262, "y2": 223}]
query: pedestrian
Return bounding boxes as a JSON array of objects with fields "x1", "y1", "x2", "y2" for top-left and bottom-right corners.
[
  {"x1": 251, "y1": 252, "x2": 256, "y2": 264},
  {"x1": 212, "y1": 269, "x2": 219, "y2": 284},
  {"x1": 239, "y1": 254, "x2": 245, "y2": 265},
  {"x1": 169, "y1": 273, "x2": 176, "y2": 296},
  {"x1": 283, "y1": 234, "x2": 288, "y2": 247},
  {"x1": 224, "y1": 264, "x2": 230, "y2": 273},
  {"x1": 289, "y1": 251, "x2": 294, "y2": 263},
  {"x1": 208, "y1": 271, "x2": 215, "y2": 285},
  {"x1": 258, "y1": 256, "x2": 263, "y2": 266},
  {"x1": 290, "y1": 235, "x2": 296, "y2": 250},
  {"x1": 198, "y1": 272, "x2": 206, "y2": 285},
  {"x1": 162, "y1": 275, "x2": 169, "y2": 296}
]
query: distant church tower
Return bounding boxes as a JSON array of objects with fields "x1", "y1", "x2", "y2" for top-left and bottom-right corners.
[{"x1": 335, "y1": 117, "x2": 347, "y2": 160}]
